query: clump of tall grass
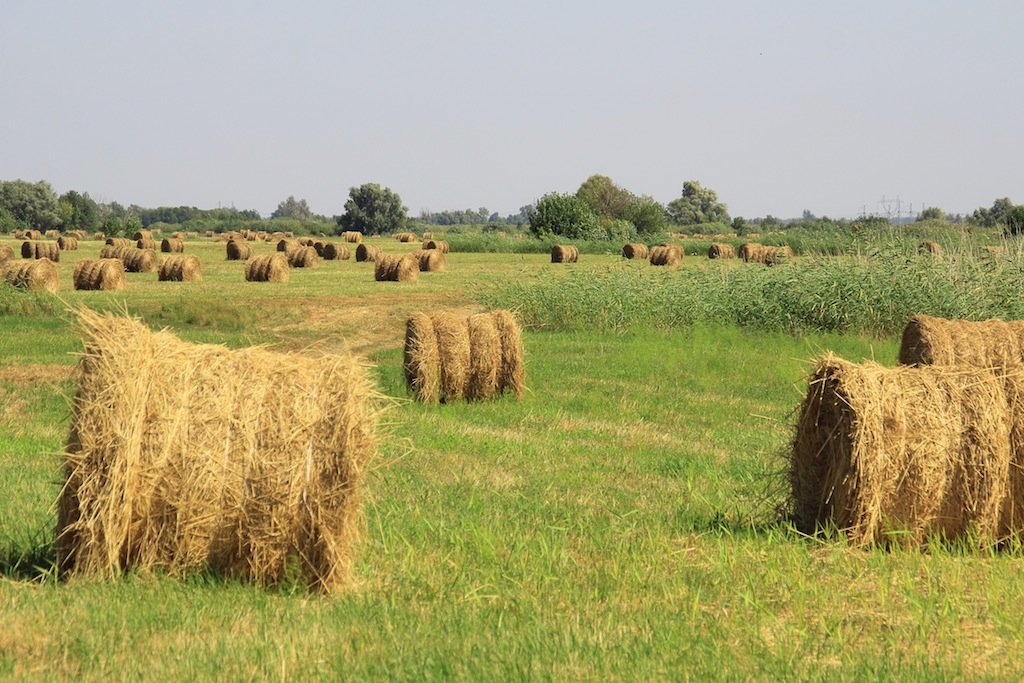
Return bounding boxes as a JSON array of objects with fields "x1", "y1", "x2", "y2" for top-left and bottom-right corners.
[{"x1": 0, "y1": 283, "x2": 59, "y2": 317}]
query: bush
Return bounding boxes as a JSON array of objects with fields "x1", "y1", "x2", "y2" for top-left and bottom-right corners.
[{"x1": 528, "y1": 193, "x2": 602, "y2": 240}]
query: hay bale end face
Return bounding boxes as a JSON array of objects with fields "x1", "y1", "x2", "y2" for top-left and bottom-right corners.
[
  {"x1": 649, "y1": 244, "x2": 682, "y2": 266},
  {"x1": 415, "y1": 249, "x2": 445, "y2": 272},
  {"x1": 322, "y1": 243, "x2": 350, "y2": 260},
  {"x1": 245, "y1": 253, "x2": 290, "y2": 283},
  {"x1": 4, "y1": 258, "x2": 59, "y2": 293},
  {"x1": 57, "y1": 310, "x2": 380, "y2": 592},
  {"x1": 708, "y1": 243, "x2": 735, "y2": 259},
  {"x1": 158, "y1": 255, "x2": 203, "y2": 282},
  {"x1": 286, "y1": 246, "x2": 319, "y2": 268},
  {"x1": 355, "y1": 243, "x2": 381, "y2": 262},
  {"x1": 225, "y1": 239, "x2": 253, "y2": 261},
  {"x1": 161, "y1": 238, "x2": 185, "y2": 253},
  {"x1": 423, "y1": 239, "x2": 450, "y2": 253},
  {"x1": 73, "y1": 259, "x2": 126, "y2": 291},
  {"x1": 58, "y1": 236, "x2": 80, "y2": 251},
  {"x1": 551, "y1": 245, "x2": 579, "y2": 263},
  {"x1": 622, "y1": 243, "x2": 649, "y2": 260},
  {"x1": 374, "y1": 254, "x2": 419, "y2": 282}
]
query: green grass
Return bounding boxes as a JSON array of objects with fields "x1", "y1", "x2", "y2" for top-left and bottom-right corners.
[{"x1": 3, "y1": 236, "x2": 1024, "y2": 680}]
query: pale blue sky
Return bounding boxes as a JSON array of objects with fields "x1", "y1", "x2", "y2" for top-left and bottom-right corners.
[{"x1": 2, "y1": 1, "x2": 1022, "y2": 219}]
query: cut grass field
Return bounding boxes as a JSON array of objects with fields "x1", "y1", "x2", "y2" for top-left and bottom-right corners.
[{"x1": 3, "y1": 236, "x2": 1024, "y2": 680}]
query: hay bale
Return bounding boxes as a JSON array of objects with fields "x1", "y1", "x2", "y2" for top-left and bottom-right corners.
[
  {"x1": 403, "y1": 313, "x2": 441, "y2": 403},
  {"x1": 4, "y1": 258, "x2": 59, "y2": 293},
  {"x1": 21, "y1": 241, "x2": 61, "y2": 262},
  {"x1": 28, "y1": 229, "x2": 42, "y2": 240},
  {"x1": 245, "y1": 253, "x2": 290, "y2": 283},
  {"x1": 158, "y1": 255, "x2": 202, "y2": 282},
  {"x1": 298, "y1": 237, "x2": 316, "y2": 247},
  {"x1": 226, "y1": 239, "x2": 253, "y2": 261},
  {"x1": 0, "y1": 244, "x2": 13, "y2": 265},
  {"x1": 322, "y1": 243, "x2": 350, "y2": 261},
  {"x1": 790, "y1": 355, "x2": 1024, "y2": 546},
  {"x1": 374, "y1": 254, "x2": 418, "y2": 282},
  {"x1": 764, "y1": 245, "x2": 794, "y2": 266},
  {"x1": 132, "y1": 230, "x2": 153, "y2": 241},
  {"x1": 415, "y1": 249, "x2": 446, "y2": 272},
  {"x1": 649, "y1": 244, "x2": 682, "y2": 266},
  {"x1": 739, "y1": 243, "x2": 767, "y2": 263},
  {"x1": 394, "y1": 232, "x2": 418, "y2": 243},
  {"x1": 58, "y1": 236, "x2": 80, "y2": 251},
  {"x1": 101, "y1": 245, "x2": 156, "y2": 273},
  {"x1": 467, "y1": 313, "x2": 501, "y2": 401},
  {"x1": 919, "y1": 240, "x2": 942, "y2": 256},
  {"x1": 56, "y1": 310, "x2": 379, "y2": 592},
  {"x1": 551, "y1": 245, "x2": 579, "y2": 263},
  {"x1": 423, "y1": 239, "x2": 450, "y2": 253},
  {"x1": 431, "y1": 311, "x2": 470, "y2": 402},
  {"x1": 161, "y1": 238, "x2": 185, "y2": 253},
  {"x1": 708, "y1": 243, "x2": 734, "y2": 259},
  {"x1": 44, "y1": 229, "x2": 61, "y2": 239},
  {"x1": 492, "y1": 310, "x2": 525, "y2": 399},
  {"x1": 276, "y1": 239, "x2": 299, "y2": 253},
  {"x1": 137, "y1": 237, "x2": 157, "y2": 250},
  {"x1": 898, "y1": 315, "x2": 1024, "y2": 368},
  {"x1": 286, "y1": 246, "x2": 318, "y2": 268},
  {"x1": 20, "y1": 241, "x2": 33, "y2": 259},
  {"x1": 342, "y1": 231, "x2": 363, "y2": 243},
  {"x1": 622, "y1": 243, "x2": 649, "y2": 260},
  {"x1": 105, "y1": 237, "x2": 133, "y2": 249},
  {"x1": 73, "y1": 259, "x2": 126, "y2": 291},
  {"x1": 356, "y1": 243, "x2": 382, "y2": 263},
  {"x1": 422, "y1": 231, "x2": 434, "y2": 240}
]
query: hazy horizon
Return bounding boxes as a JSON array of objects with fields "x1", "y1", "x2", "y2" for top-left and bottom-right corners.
[{"x1": 3, "y1": 1, "x2": 1022, "y2": 220}]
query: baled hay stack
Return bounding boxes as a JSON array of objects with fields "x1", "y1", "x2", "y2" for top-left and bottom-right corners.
[
  {"x1": 898, "y1": 315, "x2": 1024, "y2": 368},
  {"x1": 342, "y1": 231, "x2": 363, "y2": 243},
  {"x1": 92, "y1": 232, "x2": 105, "y2": 241},
  {"x1": 161, "y1": 238, "x2": 185, "y2": 253},
  {"x1": 312, "y1": 241, "x2": 327, "y2": 257},
  {"x1": 708, "y1": 243, "x2": 735, "y2": 259},
  {"x1": 132, "y1": 229, "x2": 153, "y2": 241},
  {"x1": 422, "y1": 231, "x2": 434, "y2": 240},
  {"x1": 414, "y1": 249, "x2": 446, "y2": 272},
  {"x1": 373, "y1": 254, "x2": 419, "y2": 282},
  {"x1": 58, "y1": 236, "x2": 80, "y2": 251},
  {"x1": 492, "y1": 309, "x2": 525, "y2": 399},
  {"x1": 298, "y1": 236, "x2": 316, "y2": 247},
  {"x1": 738, "y1": 243, "x2": 766, "y2": 263},
  {"x1": 622, "y1": 243, "x2": 649, "y2": 260},
  {"x1": 4, "y1": 258, "x2": 59, "y2": 293},
  {"x1": 205, "y1": 230, "x2": 215, "y2": 238},
  {"x1": 13, "y1": 230, "x2": 27, "y2": 240},
  {"x1": 100, "y1": 245, "x2": 157, "y2": 273},
  {"x1": 0, "y1": 244, "x2": 13, "y2": 265},
  {"x1": 245, "y1": 253, "x2": 290, "y2": 283},
  {"x1": 73, "y1": 259, "x2": 126, "y2": 291},
  {"x1": 57, "y1": 310, "x2": 380, "y2": 592},
  {"x1": 68, "y1": 230, "x2": 87, "y2": 239},
  {"x1": 226, "y1": 239, "x2": 253, "y2": 261},
  {"x1": 466, "y1": 313, "x2": 501, "y2": 400},
  {"x1": 431, "y1": 311, "x2": 471, "y2": 401},
  {"x1": 158, "y1": 255, "x2": 203, "y2": 282},
  {"x1": 286, "y1": 246, "x2": 319, "y2": 268},
  {"x1": 764, "y1": 245, "x2": 794, "y2": 266},
  {"x1": 919, "y1": 240, "x2": 942, "y2": 256},
  {"x1": 423, "y1": 239, "x2": 450, "y2": 253},
  {"x1": 649, "y1": 244, "x2": 682, "y2": 266},
  {"x1": 403, "y1": 313, "x2": 441, "y2": 403},
  {"x1": 355, "y1": 243, "x2": 381, "y2": 262},
  {"x1": 791, "y1": 355, "x2": 1024, "y2": 547},
  {"x1": 21, "y1": 241, "x2": 61, "y2": 262},
  {"x1": 105, "y1": 237, "x2": 133, "y2": 249},
  {"x1": 137, "y1": 237, "x2": 157, "y2": 250},
  {"x1": 171, "y1": 231, "x2": 187, "y2": 240},
  {"x1": 268, "y1": 231, "x2": 286, "y2": 242},
  {"x1": 551, "y1": 244, "x2": 579, "y2": 263},
  {"x1": 45, "y1": 229, "x2": 61, "y2": 239},
  {"x1": 322, "y1": 243, "x2": 350, "y2": 260},
  {"x1": 28, "y1": 229, "x2": 42, "y2": 240},
  {"x1": 394, "y1": 231, "x2": 418, "y2": 242},
  {"x1": 276, "y1": 239, "x2": 299, "y2": 253}
]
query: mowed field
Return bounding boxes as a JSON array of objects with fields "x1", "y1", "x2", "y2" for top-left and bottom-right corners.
[{"x1": 3, "y1": 235, "x2": 1024, "y2": 680}]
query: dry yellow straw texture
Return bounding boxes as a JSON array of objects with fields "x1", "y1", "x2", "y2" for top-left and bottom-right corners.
[
  {"x1": 355, "y1": 243, "x2": 381, "y2": 262},
  {"x1": 73, "y1": 259, "x2": 126, "y2": 291},
  {"x1": 649, "y1": 244, "x2": 682, "y2": 266},
  {"x1": 105, "y1": 237, "x2": 133, "y2": 249},
  {"x1": 403, "y1": 313, "x2": 441, "y2": 403},
  {"x1": 551, "y1": 245, "x2": 578, "y2": 263},
  {"x1": 763, "y1": 245, "x2": 794, "y2": 265},
  {"x1": 286, "y1": 246, "x2": 319, "y2": 268},
  {"x1": 374, "y1": 254, "x2": 419, "y2": 282},
  {"x1": 342, "y1": 231, "x2": 363, "y2": 243},
  {"x1": 137, "y1": 237, "x2": 157, "y2": 250},
  {"x1": 4, "y1": 258, "x2": 59, "y2": 293},
  {"x1": 422, "y1": 240, "x2": 450, "y2": 253},
  {"x1": 225, "y1": 239, "x2": 252, "y2": 261},
  {"x1": 245, "y1": 254, "x2": 290, "y2": 283},
  {"x1": 158, "y1": 255, "x2": 203, "y2": 282},
  {"x1": 21, "y1": 241, "x2": 61, "y2": 262},
  {"x1": 791, "y1": 355, "x2": 1024, "y2": 547},
  {"x1": 898, "y1": 315, "x2": 1024, "y2": 368},
  {"x1": 919, "y1": 240, "x2": 942, "y2": 256},
  {"x1": 132, "y1": 230, "x2": 153, "y2": 241},
  {"x1": 708, "y1": 243, "x2": 734, "y2": 259},
  {"x1": 622, "y1": 243, "x2": 649, "y2": 260},
  {"x1": 738, "y1": 243, "x2": 766, "y2": 263},
  {"x1": 0, "y1": 244, "x2": 13, "y2": 265},
  {"x1": 467, "y1": 313, "x2": 500, "y2": 400},
  {"x1": 322, "y1": 243, "x2": 350, "y2": 260},
  {"x1": 101, "y1": 245, "x2": 156, "y2": 273},
  {"x1": 57, "y1": 310, "x2": 380, "y2": 592},
  {"x1": 431, "y1": 311, "x2": 471, "y2": 402},
  {"x1": 161, "y1": 238, "x2": 185, "y2": 253},
  {"x1": 58, "y1": 236, "x2": 80, "y2": 251},
  {"x1": 414, "y1": 249, "x2": 445, "y2": 272}
]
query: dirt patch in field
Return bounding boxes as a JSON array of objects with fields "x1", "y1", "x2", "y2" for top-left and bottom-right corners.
[{"x1": 0, "y1": 364, "x2": 76, "y2": 386}]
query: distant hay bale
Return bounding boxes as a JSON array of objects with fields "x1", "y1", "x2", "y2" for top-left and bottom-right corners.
[
  {"x1": 286, "y1": 246, "x2": 318, "y2": 268},
  {"x1": 136, "y1": 237, "x2": 157, "y2": 250},
  {"x1": 245, "y1": 253, "x2": 290, "y2": 283},
  {"x1": 415, "y1": 249, "x2": 446, "y2": 272},
  {"x1": 27, "y1": 229, "x2": 42, "y2": 240},
  {"x1": 276, "y1": 239, "x2": 298, "y2": 253},
  {"x1": 708, "y1": 243, "x2": 735, "y2": 259},
  {"x1": 0, "y1": 244, "x2": 13, "y2": 265},
  {"x1": 423, "y1": 239, "x2": 450, "y2": 253},
  {"x1": 764, "y1": 245, "x2": 794, "y2": 266},
  {"x1": 132, "y1": 230, "x2": 152, "y2": 241},
  {"x1": 105, "y1": 237, "x2": 133, "y2": 249},
  {"x1": 92, "y1": 232, "x2": 105, "y2": 241},
  {"x1": 101, "y1": 245, "x2": 156, "y2": 273},
  {"x1": 161, "y1": 238, "x2": 185, "y2": 253},
  {"x1": 898, "y1": 315, "x2": 1024, "y2": 368},
  {"x1": 342, "y1": 231, "x2": 363, "y2": 243},
  {"x1": 56, "y1": 309, "x2": 379, "y2": 592},
  {"x1": 394, "y1": 231, "x2": 418, "y2": 242},
  {"x1": 422, "y1": 231, "x2": 434, "y2": 240},
  {"x1": 403, "y1": 313, "x2": 441, "y2": 403},
  {"x1": 374, "y1": 254, "x2": 419, "y2": 282},
  {"x1": 431, "y1": 311, "x2": 471, "y2": 402},
  {"x1": 73, "y1": 259, "x2": 126, "y2": 291},
  {"x1": 919, "y1": 240, "x2": 942, "y2": 256},
  {"x1": 58, "y1": 236, "x2": 80, "y2": 251},
  {"x1": 739, "y1": 243, "x2": 766, "y2": 263},
  {"x1": 21, "y1": 241, "x2": 61, "y2": 262},
  {"x1": 467, "y1": 313, "x2": 501, "y2": 400},
  {"x1": 322, "y1": 243, "x2": 350, "y2": 260},
  {"x1": 355, "y1": 243, "x2": 381, "y2": 263},
  {"x1": 622, "y1": 243, "x2": 649, "y2": 260},
  {"x1": 171, "y1": 231, "x2": 187, "y2": 240},
  {"x1": 4, "y1": 258, "x2": 59, "y2": 293},
  {"x1": 790, "y1": 355, "x2": 1024, "y2": 547},
  {"x1": 649, "y1": 244, "x2": 682, "y2": 266},
  {"x1": 551, "y1": 244, "x2": 579, "y2": 263},
  {"x1": 158, "y1": 255, "x2": 203, "y2": 282},
  {"x1": 44, "y1": 229, "x2": 61, "y2": 239},
  {"x1": 226, "y1": 239, "x2": 253, "y2": 261},
  {"x1": 298, "y1": 237, "x2": 316, "y2": 247},
  {"x1": 205, "y1": 230, "x2": 215, "y2": 238}
]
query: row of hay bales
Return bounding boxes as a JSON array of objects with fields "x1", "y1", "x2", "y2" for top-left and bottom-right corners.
[
  {"x1": 791, "y1": 314, "x2": 1024, "y2": 548},
  {"x1": 739, "y1": 243, "x2": 794, "y2": 264},
  {"x1": 21, "y1": 241, "x2": 61, "y2": 261}
]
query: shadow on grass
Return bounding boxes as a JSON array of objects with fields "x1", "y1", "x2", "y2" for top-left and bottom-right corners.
[{"x1": 0, "y1": 529, "x2": 58, "y2": 582}]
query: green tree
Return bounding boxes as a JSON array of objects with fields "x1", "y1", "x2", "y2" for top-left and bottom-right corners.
[
  {"x1": 623, "y1": 195, "x2": 667, "y2": 236},
  {"x1": 1004, "y1": 205, "x2": 1024, "y2": 236},
  {"x1": 916, "y1": 206, "x2": 945, "y2": 222},
  {"x1": 271, "y1": 195, "x2": 313, "y2": 220},
  {"x1": 0, "y1": 179, "x2": 61, "y2": 228},
  {"x1": 971, "y1": 197, "x2": 1014, "y2": 227},
  {"x1": 528, "y1": 193, "x2": 601, "y2": 240},
  {"x1": 336, "y1": 183, "x2": 407, "y2": 235},
  {"x1": 575, "y1": 174, "x2": 632, "y2": 220},
  {"x1": 58, "y1": 190, "x2": 100, "y2": 231},
  {"x1": 666, "y1": 180, "x2": 729, "y2": 225}
]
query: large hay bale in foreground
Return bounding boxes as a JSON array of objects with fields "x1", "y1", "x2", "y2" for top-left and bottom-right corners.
[
  {"x1": 4, "y1": 258, "x2": 59, "y2": 293},
  {"x1": 57, "y1": 310, "x2": 380, "y2": 592},
  {"x1": 225, "y1": 239, "x2": 253, "y2": 261},
  {"x1": 101, "y1": 245, "x2": 156, "y2": 273},
  {"x1": 551, "y1": 245, "x2": 578, "y2": 263},
  {"x1": 322, "y1": 243, "x2": 350, "y2": 260},
  {"x1": 342, "y1": 231, "x2": 363, "y2": 243},
  {"x1": 245, "y1": 253, "x2": 290, "y2": 283},
  {"x1": 791, "y1": 355, "x2": 1024, "y2": 546},
  {"x1": 649, "y1": 244, "x2": 682, "y2": 266},
  {"x1": 73, "y1": 259, "x2": 126, "y2": 291},
  {"x1": 622, "y1": 243, "x2": 649, "y2": 260},
  {"x1": 919, "y1": 240, "x2": 942, "y2": 256},
  {"x1": 898, "y1": 315, "x2": 1024, "y2": 368},
  {"x1": 58, "y1": 236, "x2": 80, "y2": 251},
  {"x1": 374, "y1": 254, "x2": 418, "y2": 282},
  {"x1": 708, "y1": 243, "x2": 734, "y2": 259},
  {"x1": 355, "y1": 243, "x2": 381, "y2": 262},
  {"x1": 161, "y1": 238, "x2": 185, "y2": 253},
  {"x1": 286, "y1": 246, "x2": 318, "y2": 268},
  {"x1": 158, "y1": 255, "x2": 203, "y2": 282},
  {"x1": 21, "y1": 241, "x2": 61, "y2": 262}
]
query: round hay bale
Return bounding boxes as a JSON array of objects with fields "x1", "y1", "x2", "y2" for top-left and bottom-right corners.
[
  {"x1": 491, "y1": 310, "x2": 525, "y2": 399},
  {"x1": 622, "y1": 243, "x2": 649, "y2": 260},
  {"x1": 322, "y1": 243, "x2": 350, "y2": 260},
  {"x1": 467, "y1": 313, "x2": 501, "y2": 401},
  {"x1": 298, "y1": 237, "x2": 316, "y2": 247},
  {"x1": 649, "y1": 244, "x2": 682, "y2": 266},
  {"x1": 791, "y1": 355, "x2": 1024, "y2": 547},
  {"x1": 422, "y1": 231, "x2": 433, "y2": 240},
  {"x1": 28, "y1": 230, "x2": 42, "y2": 240},
  {"x1": 423, "y1": 239, "x2": 450, "y2": 253},
  {"x1": 431, "y1": 311, "x2": 470, "y2": 402},
  {"x1": 373, "y1": 254, "x2": 419, "y2": 282},
  {"x1": 355, "y1": 243, "x2": 381, "y2": 263},
  {"x1": 73, "y1": 259, "x2": 126, "y2": 291},
  {"x1": 136, "y1": 237, "x2": 157, "y2": 250},
  {"x1": 394, "y1": 232, "x2": 418, "y2": 243},
  {"x1": 22, "y1": 241, "x2": 61, "y2": 262},
  {"x1": 403, "y1": 312, "x2": 441, "y2": 403},
  {"x1": 56, "y1": 309, "x2": 380, "y2": 592},
  {"x1": 101, "y1": 246, "x2": 156, "y2": 273},
  {"x1": 738, "y1": 243, "x2": 766, "y2": 263},
  {"x1": 0, "y1": 244, "x2": 13, "y2": 265},
  {"x1": 132, "y1": 230, "x2": 153, "y2": 241},
  {"x1": 919, "y1": 240, "x2": 942, "y2": 256},
  {"x1": 158, "y1": 255, "x2": 202, "y2": 282},
  {"x1": 764, "y1": 245, "x2": 794, "y2": 266},
  {"x1": 4, "y1": 258, "x2": 59, "y2": 293},
  {"x1": 286, "y1": 246, "x2": 318, "y2": 268},
  {"x1": 708, "y1": 243, "x2": 734, "y2": 259},
  {"x1": 20, "y1": 241, "x2": 33, "y2": 259},
  {"x1": 416, "y1": 249, "x2": 446, "y2": 272},
  {"x1": 276, "y1": 239, "x2": 298, "y2": 252},
  {"x1": 898, "y1": 315, "x2": 1024, "y2": 368},
  {"x1": 161, "y1": 238, "x2": 185, "y2": 253},
  {"x1": 245, "y1": 253, "x2": 290, "y2": 283},
  {"x1": 226, "y1": 239, "x2": 253, "y2": 261},
  {"x1": 44, "y1": 229, "x2": 61, "y2": 239},
  {"x1": 342, "y1": 231, "x2": 363, "y2": 243},
  {"x1": 58, "y1": 236, "x2": 80, "y2": 251},
  {"x1": 105, "y1": 237, "x2": 133, "y2": 249},
  {"x1": 551, "y1": 244, "x2": 578, "y2": 263}
]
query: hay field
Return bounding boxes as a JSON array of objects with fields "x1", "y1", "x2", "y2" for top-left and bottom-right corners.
[{"x1": 4, "y1": 235, "x2": 1024, "y2": 679}]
